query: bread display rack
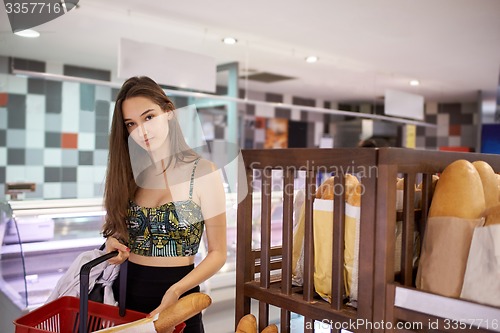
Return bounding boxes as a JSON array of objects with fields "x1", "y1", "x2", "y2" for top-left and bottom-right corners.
[{"x1": 235, "y1": 147, "x2": 500, "y2": 333}]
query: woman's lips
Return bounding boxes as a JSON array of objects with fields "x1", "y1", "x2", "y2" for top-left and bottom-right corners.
[{"x1": 144, "y1": 136, "x2": 154, "y2": 147}]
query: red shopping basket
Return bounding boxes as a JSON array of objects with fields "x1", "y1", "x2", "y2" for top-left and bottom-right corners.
[
  {"x1": 14, "y1": 296, "x2": 145, "y2": 332},
  {"x1": 14, "y1": 251, "x2": 186, "y2": 333}
]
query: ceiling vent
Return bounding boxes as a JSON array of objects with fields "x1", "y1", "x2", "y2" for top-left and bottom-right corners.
[{"x1": 240, "y1": 72, "x2": 296, "y2": 83}]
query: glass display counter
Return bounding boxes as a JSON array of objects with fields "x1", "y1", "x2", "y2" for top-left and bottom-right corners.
[
  {"x1": 0, "y1": 198, "x2": 106, "y2": 333},
  {"x1": 0, "y1": 195, "x2": 242, "y2": 332}
]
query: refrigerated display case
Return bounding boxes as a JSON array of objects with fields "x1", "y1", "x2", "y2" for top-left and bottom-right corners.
[
  {"x1": 0, "y1": 198, "x2": 106, "y2": 333},
  {"x1": 0, "y1": 195, "x2": 241, "y2": 333}
]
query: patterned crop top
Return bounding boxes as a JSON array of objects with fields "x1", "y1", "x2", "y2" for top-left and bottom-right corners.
[{"x1": 126, "y1": 158, "x2": 205, "y2": 257}]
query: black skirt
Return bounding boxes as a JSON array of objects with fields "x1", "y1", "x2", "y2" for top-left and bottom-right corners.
[{"x1": 113, "y1": 261, "x2": 204, "y2": 333}]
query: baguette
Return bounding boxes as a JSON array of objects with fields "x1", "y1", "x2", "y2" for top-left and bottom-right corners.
[
  {"x1": 472, "y1": 161, "x2": 500, "y2": 209},
  {"x1": 485, "y1": 204, "x2": 500, "y2": 226},
  {"x1": 236, "y1": 314, "x2": 257, "y2": 333},
  {"x1": 345, "y1": 174, "x2": 361, "y2": 207},
  {"x1": 316, "y1": 176, "x2": 335, "y2": 199},
  {"x1": 396, "y1": 177, "x2": 405, "y2": 190},
  {"x1": 92, "y1": 317, "x2": 155, "y2": 333},
  {"x1": 428, "y1": 160, "x2": 485, "y2": 219},
  {"x1": 154, "y1": 293, "x2": 212, "y2": 333},
  {"x1": 261, "y1": 324, "x2": 278, "y2": 333},
  {"x1": 496, "y1": 173, "x2": 500, "y2": 201},
  {"x1": 416, "y1": 174, "x2": 439, "y2": 191},
  {"x1": 315, "y1": 174, "x2": 361, "y2": 204}
]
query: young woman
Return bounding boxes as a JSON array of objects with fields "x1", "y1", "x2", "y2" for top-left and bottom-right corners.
[{"x1": 102, "y1": 76, "x2": 227, "y2": 332}]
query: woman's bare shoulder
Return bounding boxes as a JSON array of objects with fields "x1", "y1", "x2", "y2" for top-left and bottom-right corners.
[{"x1": 195, "y1": 158, "x2": 218, "y2": 176}]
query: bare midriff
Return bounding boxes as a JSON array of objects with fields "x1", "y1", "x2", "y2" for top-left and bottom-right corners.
[{"x1": 129, "y1": 253, "x2": 195, "y2": 267}]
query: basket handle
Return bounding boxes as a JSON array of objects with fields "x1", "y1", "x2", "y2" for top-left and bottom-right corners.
[{"x1": 79, "y1": 251, "x2": 120, "y2": 333}]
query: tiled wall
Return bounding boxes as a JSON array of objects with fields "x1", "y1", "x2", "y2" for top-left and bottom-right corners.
[
  {"x1": 240, "y1": 90, "x2": 334, "y2": 149},
  {"x1": 416, "y1": 102, "x2": 478, "y2": 151},
  {"x1": 0, "y1": 56, "x2": 117, "y2": 199},
  {"x1": 1, "y1": 56, "x2": 481, "y2": 200}
]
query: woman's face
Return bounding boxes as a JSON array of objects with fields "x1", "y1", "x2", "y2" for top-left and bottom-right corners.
[{"x1": 122, "y1": 96, "x2": 171, "y2": 152}]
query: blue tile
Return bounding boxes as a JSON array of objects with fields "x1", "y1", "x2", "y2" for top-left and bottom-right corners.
[
  {"x1": 45, "y1": 114, "x2": 62, "y2": 132},
  {"x1": 78, "y1": 151, "x2": 93, "y2": 165},
  {"x1": 45, "y1": 132, "x2": 61, "y2": 148},
  {"x1": 95, "y1": 118, "x2": 110, "y2": 133},
  {"x1": 95, "y1": 134, "x2": 109, "y2": 149},
  {"x1": 95, "y1": 85, "x2": 111, "y2": 101},
  {"x1": 44, "y1": 167, "x2": 61, "y2": 182},
  {"x1": 79, "y1": 110, "x2": 95, "y2": 132},
  {"x1": 6, "y1": 129, "x2": 26, "y2": 148},
  {"x1": 61, "y1": 149, "x2": 78, "y2": 166},
  {"x1": 111, "y1": 88, "x2": 120, "y2": 101},
  {"x1": 7, "y1": 94, "x2": 26, "y2": 129},
  {"x1": 0, "y1": 108, "x2": 6, "y2": 129},
  {"x1": 28, "y1": 78, "x2": 45, "y2": 94},
  {"x1": 7, "y1": 148, "x2": 25, "y2": 165},
  {"x1": 93, "y1": 150, "x2": 108, "y2": 166},
  {"x1": 62, "y1": 182, "x2": 77, "y2": 198},
  {"x1": 62, "y1": 167, "x2": 77, "y2": 182},
  {"x1": 25, "y1": 149, "x2": 44, "y2": 165},
  {"x1": 45, "y1": 81, "x2": 62, "y2": 114},
  {"x1": 95, "y1": 100, "x2": 110, "y2": 118},
  {"x1": 80, "y1": 83, "x2": 95, "y2": 111}
]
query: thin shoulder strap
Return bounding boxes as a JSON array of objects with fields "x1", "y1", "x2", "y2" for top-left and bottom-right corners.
[{"x1": 189, "y1": 158, "x2": 201, "y2": 199}]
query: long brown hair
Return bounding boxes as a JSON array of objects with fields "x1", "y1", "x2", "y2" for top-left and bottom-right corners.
[{"x1": 102, "y1": 76, "x2": 200, "y2": 241}]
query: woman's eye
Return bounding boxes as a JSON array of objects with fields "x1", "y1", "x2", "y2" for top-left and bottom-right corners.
[
  {"x1": 125, "y1": 122, "x2": 135, "y2": 128},
  {"x1": 145, "y1": 115, "x2": 154, "y2": 121}
]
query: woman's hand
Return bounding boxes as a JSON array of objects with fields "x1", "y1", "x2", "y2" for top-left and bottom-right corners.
[
  {"x1": 105, "y1": 236, "x2": 130, "y2": 265},
  {"x1": 148, "y1": 287, "x2": 180, "y2": 318}
]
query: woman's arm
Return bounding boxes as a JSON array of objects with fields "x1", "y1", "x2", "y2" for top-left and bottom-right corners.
[
  {"x1": 105, "y1": 235, "x2": 130, "y2": 265},
  {"x1": 149, "y1": 161, "x2": 227, "y2": 317}
]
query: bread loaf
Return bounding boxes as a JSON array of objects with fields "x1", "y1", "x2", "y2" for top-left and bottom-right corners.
[
  {"x1": 315, "y1": 174, "x2": 361, "y2": 205},
  {"x1": 485, "y1": 204, "x2": 500, "y2": 226},
  {"x1": 345, "y1": 174, "x2": 361, "y2": 207},
  {"x1": 154, "y1": 293, "x2": 212, "y2": 333},
  {"x1": 261, "y1": 324, "x2": 278, "y2": 333},
  {"x1": 416, "y1": 175, "x2": 439, "y2": 191},
  {"x1": 428, "y1": 160, "x2": 485, "y2": 219},
  {"x1": 396, "y1": 177, "x2": 405, "y2": 190},
  {"x1": 315, "y1": 176, "x2": 335, "y2": 199},
  {"x1": 91, "y1": 318, "x2": 155, "y2": 333},
  {"x1": 496, "y1": 173, "x2": 500, "y2": 202},
  {"x1": 236, "y1": 314, "x2": 257, "y2": 333},
  {"x1": 472, "y1": 161, "x2": 500, "y2": 209}
]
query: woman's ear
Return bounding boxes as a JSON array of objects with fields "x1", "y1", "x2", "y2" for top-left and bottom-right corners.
[{"x1": 167, "y1": 111, "x2": 174, "y2": 120}]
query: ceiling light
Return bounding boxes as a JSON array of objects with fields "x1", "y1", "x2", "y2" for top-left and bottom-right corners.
[
  {"x1": 410, "y1": 79, "x2": 420, "y2": 86},
  {"x1": 305, "y1": 56, "x2": 318, "y2": 63},
  {"x1": 222, "y1": 37, "x2": 237, "y2": 45},
  {"x1": 14, "y1": 29, "x2": 40, "y2": 38}
]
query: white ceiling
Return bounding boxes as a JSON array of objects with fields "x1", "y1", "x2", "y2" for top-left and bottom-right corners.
[{"x1": 1, "y1": 0, "x2": 500, "y2": 104}]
